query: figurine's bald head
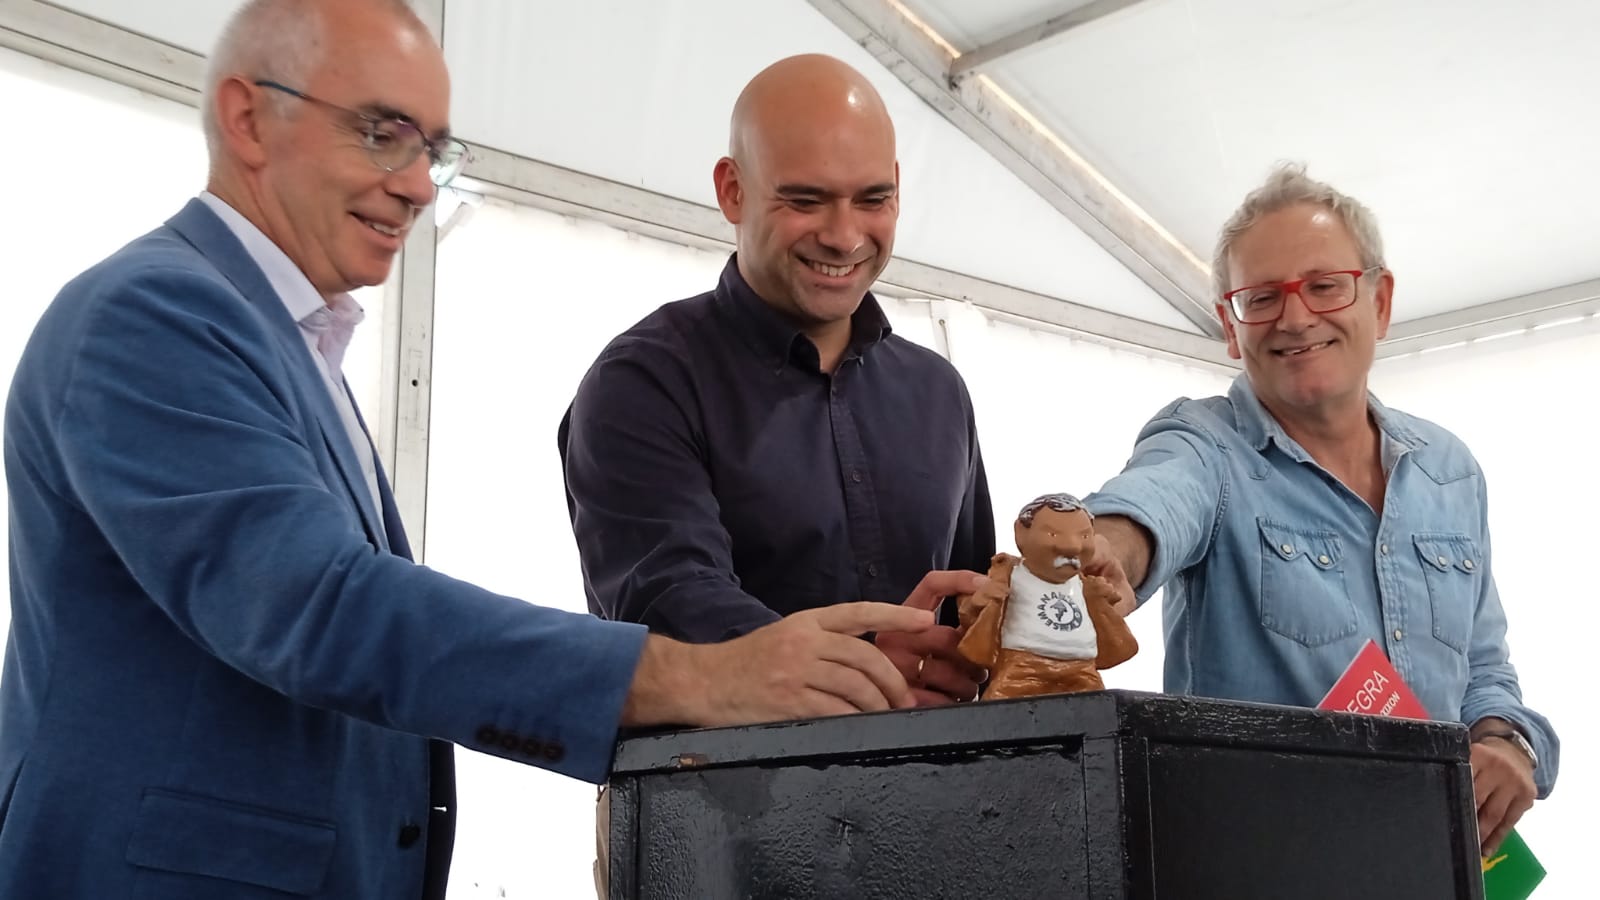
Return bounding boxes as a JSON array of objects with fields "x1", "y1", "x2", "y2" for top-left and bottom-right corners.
[{"x1": 713, "y1": 55, "x2": 899, "y2": 334}]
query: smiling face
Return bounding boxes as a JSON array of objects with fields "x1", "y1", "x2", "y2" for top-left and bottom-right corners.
[
  {"x1": 1217, "y1": 203, "x2": 1394, "y2": 423},
  {"x1": 714, "y1": 57, "x2": 898, "y2": 333},
  {"x1": 245, "y1": 1, "x2": 449, "y2": 297}
]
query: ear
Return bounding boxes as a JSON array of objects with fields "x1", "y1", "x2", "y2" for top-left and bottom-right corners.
[
  {"x1": 214, "y1": 76, "x2": 270, "y2": 170},
  {"x1": 1371, "y1": 269, "x2": 1395, "y2": 341},
  {"x1": 1013, "y1": 520, "x2": 1028, "y2": 549},
  {"x1": 1216, "y1": 303, "x2": 1243, "y2": 360},
  {"x1": 712, "y1": 157, "x2": 744, "y2": 225}
]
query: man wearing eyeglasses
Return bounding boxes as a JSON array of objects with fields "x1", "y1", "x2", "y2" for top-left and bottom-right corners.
[
  {"x1": 1084, "y1": 165, "x2": 1557, "y2": 857},
  {"x1": 0, "y1": 2, "x2": 959, "y2": 898}
]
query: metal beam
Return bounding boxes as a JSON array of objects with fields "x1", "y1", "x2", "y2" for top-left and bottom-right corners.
[
  {"x1": 461, "y1": 142, "x2": 1234, "y2": 368},
  {"x1": 414, "y1": 0, "x2": 445, "y2": 35},
  {"x1": 807, "y1": 0, "x2": 1222, "y2": 337},
  {"x1": 0, "y1": 0, "x2": 203, "y2": 102},
  {"x1": 376, "y1": 0, "x2": 448, "y2": 554},
  {"x1": 978, "y1": 307, "x2": 1238, "y2": 375},
  {"x1": 387, "y1": 217, "x2": 439, "y2": 555},
  {"x1": 949, "y1": 0, "x2": 1147, "y2": 78},
  {"x1": 1377, "y1": 278, "x2": 1600, "y2": 359}
]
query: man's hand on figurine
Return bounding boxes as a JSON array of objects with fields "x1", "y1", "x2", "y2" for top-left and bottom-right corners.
[
  {"x1": 1084, "y1": 534, "x2": 1137, "y2": 616},
  {"x1": 876, "y1": 570, "x2": 989, "y2": 707}
]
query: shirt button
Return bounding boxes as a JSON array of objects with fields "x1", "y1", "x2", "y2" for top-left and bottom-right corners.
[
  {"x1": 1463, "y1": 559, "x2": 1475, "y2": 571},
  {"x1": 1393, "y1": 629, "x2": 1404, "y2": 641},
  {"x1": 1317, "y1": 554, "x2": 1331, "y2": 565},
  {"x1": 850, "y1": 469, "x2": 863, "y2": 484},
  {"x1": 397, "y1": 823, "x2": 422, "y2": 848},
  {"x1": 1436, "y1": 555, "x2": 1449, "y2": 566},
  {"x1": 1380, "y1": 543, "x2": 1390, "y2": 555},
  {"x1": 866, "y1": 563, "x2": 880, "y2": 578},
  {"x1": 1280, "y1": 543, "x2": 1294, "y2": 555}
]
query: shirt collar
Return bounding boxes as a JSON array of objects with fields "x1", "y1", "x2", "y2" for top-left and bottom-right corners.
[
  {"x1": 1229, "y1": 373, "x2": 1426, "y2": 460},
  {"x1": 198, "y1": 192, "x2": 354, "y2": 328},
  {"x1": 711, "y1": 254, "x2": 893, "y2": 371}
]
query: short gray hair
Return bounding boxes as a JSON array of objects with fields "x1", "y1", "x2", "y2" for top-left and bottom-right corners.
[
  {"x1": 1212, "y1": 163, "x2": 1386, "y2": 301},
  {"x1": 1017, "y1": 493, "x2": 1090, "y2": 528},
  {"x1": 200, "y1": 0, "x2": 424, "y2": 160}
]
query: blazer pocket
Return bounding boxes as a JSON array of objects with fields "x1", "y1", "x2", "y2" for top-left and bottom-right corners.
[
  {"x1": 126, "y1": 788, "x2": 336, "y2": 896},
  {"x1": 1257, "y1": 519, "x2": 1358, "y2": 647}
]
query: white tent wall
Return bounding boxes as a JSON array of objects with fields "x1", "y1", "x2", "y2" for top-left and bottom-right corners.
[{"x1": 1370, "y1": 325, "x2": 1599, "y2": 900}]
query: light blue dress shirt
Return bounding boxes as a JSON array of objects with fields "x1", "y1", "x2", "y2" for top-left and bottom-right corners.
[{"x1": 1088, "y1": 375, "x2": 1558, "y2": 797}]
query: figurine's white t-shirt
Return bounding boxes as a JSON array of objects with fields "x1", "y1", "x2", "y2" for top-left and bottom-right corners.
[{"x1": 1000, "y1": 566, "x2": 1097, "y2": 660}]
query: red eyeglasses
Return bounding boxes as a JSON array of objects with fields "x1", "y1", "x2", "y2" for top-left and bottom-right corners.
[{"x1": 1222, "y1": 266, "x2": 1382, "y2": 324}]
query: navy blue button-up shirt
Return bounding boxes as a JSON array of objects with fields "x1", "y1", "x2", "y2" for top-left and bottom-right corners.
[{"x1": 560, "y1": 256, "x2": 994, "y2": 642}]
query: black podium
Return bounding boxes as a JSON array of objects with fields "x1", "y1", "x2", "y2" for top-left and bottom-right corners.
[{"x1": 605, "y1": 691, "x2": 1483, "y2": 899}]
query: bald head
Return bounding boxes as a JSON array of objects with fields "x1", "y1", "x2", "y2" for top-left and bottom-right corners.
[
  {"x1": 729, "y1": 54, "x2": 895, "y2": 168},
  {"x1": 712, "y1": 55, "x2": 900, "y2": 354}
]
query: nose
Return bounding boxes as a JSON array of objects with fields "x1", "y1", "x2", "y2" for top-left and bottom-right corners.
[
  {"x1": 1275, "y1": 286, "x2": 1319, "y2": 332},
  {"x1": 388, "y1": 151, "x2": 438, "y2": 211},
  {"x1": 815, "y1": 201, "x2": 865, "y2": 258}
]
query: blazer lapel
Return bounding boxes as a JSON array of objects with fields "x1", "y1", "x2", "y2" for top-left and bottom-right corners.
[{"x1": 166, "y1": 199, "x2": 389, "y2": 551}]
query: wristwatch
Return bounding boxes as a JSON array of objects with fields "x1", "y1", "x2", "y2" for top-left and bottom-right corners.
[{"x1": 1476, "y1": 729, "x2": 1538, "y2": 770}]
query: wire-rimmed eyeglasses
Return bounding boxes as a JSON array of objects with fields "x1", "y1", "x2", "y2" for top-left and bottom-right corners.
[{"x1": 254, "y1": 79, "x2": 470, "y2": 187}]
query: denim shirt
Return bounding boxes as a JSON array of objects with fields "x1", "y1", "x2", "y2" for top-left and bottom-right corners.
[{"x1": 1087, "y1": 375, "x2": 1558, "y2": 797}]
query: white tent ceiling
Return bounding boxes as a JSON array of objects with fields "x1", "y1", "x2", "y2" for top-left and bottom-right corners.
[
  {"x1": 816, "y1": 0, "x2": 1600, "y2": 352},
  {"x1": 910, "y1": 0, "x2": 1600, "y2": 323},
  {"x1": 4, "y1": 0, "x2": 1595, "y2": 358}
]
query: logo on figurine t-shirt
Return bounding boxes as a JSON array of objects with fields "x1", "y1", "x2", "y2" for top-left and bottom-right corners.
[{"x1": 1037, "y1": 592, "x2": 1083, "y2": 631}]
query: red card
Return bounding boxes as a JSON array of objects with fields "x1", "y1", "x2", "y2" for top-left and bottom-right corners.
[{"x1": 1317, "y1": 639, "x2": 1429, "y2": 719}]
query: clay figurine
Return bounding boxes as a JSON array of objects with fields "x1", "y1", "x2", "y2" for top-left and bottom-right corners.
[{"x1": 957, "y1": 493, "x2": 1137, "y2": 699}]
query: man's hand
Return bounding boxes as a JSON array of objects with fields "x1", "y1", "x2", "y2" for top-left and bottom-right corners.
[
  {"x1": 876, "y1": 570, "x2": 989, "y2": 707},
  {"x1": 623, "y1": 597, "x2": 940, "y2": 728},
  {"x1": 1470, "y1": 731, "x2": 1537, "y2": 856},
  {"x1": 1083, "y1": 533, "x2": 1138, "y2": 616},
  {"x1": 1091, "y1": 516, "x2": 1154, "y2": 608}
]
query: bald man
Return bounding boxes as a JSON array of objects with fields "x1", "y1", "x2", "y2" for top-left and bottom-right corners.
[{"x1": 561, "y1": 54, "x2": 993, "y2": 705}]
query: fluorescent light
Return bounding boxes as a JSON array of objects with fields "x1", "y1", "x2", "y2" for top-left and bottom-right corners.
[{"x1": 1533, "y1": 316, "x2": 1587, "y2": 331}]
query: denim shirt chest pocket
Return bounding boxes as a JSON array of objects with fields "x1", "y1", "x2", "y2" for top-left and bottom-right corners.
[
  {"x1": 1412, "y1": 533, "x2": 1480, "y2": 653},
  {"x1": 1257, "y1": 518, "x2": 1358, "y2": 646}
]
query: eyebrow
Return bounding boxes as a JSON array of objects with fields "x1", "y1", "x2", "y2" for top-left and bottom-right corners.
[
  {"x1": 774, "y1": 182, "x2": 898, "y2": 198},
  {"x1": 357, "y1": 102, "x2": 453, "y2": 141}
]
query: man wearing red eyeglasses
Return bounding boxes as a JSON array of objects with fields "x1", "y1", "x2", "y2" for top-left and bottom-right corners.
[{"x1": 1083, "y1": 164, "x2": 1557, "y2": 858}]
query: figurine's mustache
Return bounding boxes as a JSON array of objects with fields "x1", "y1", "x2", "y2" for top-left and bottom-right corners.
[{"x1": 1053, "y1": 556, "x2": 1081, "y2": 569}]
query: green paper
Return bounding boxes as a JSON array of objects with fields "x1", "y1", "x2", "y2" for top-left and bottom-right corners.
[{"x1": 1482, "y1": 829, "x2": 1545, "y2": 900}]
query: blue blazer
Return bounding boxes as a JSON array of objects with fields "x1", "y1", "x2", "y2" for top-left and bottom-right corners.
[{"x1": 0, "y1": 200, "x2": 645, "y2": 898}]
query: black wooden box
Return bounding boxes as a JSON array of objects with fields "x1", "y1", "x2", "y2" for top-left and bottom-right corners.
[{"x1": 606, "y1": 690, "x2": 1482, "y2": 899}]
